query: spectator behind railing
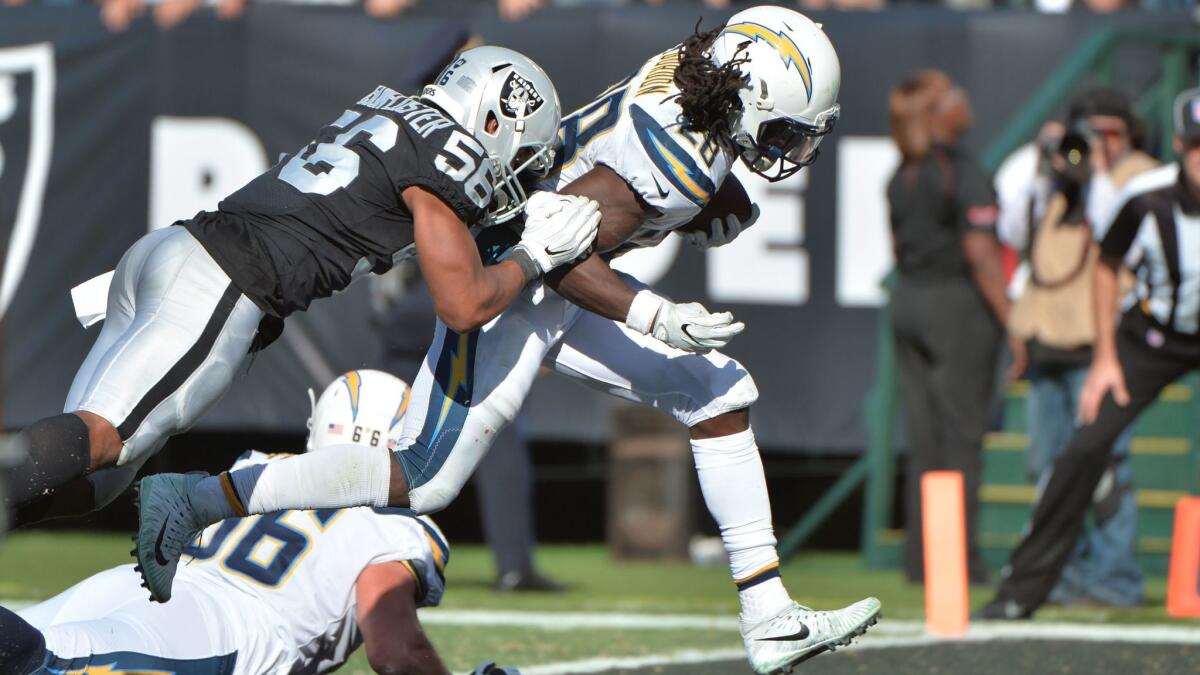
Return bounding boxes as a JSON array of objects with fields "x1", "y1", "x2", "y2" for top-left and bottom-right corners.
[
  {"x1": 886, "y1": 70, "x2": 1021, "y2": 587},
  {"x1": 4, "y1": 0, "x2": 1199, "y2": 18},
  {"x1": 90, "y1": 0, "x2": 531, "y2": 31}
]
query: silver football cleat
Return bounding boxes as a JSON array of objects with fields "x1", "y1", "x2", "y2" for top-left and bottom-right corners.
[{"x1": 741, "y1": 597, "x2": 882, "y2": 674}]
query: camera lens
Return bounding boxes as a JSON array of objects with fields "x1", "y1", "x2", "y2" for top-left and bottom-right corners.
[{"x1": 1058, "y1": 131, "x2": 1089, "y2": 167}]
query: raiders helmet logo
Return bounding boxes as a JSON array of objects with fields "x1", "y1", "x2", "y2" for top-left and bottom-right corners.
[{"x1": 498, "y1": 72, "x2": 545, "y2": 119}]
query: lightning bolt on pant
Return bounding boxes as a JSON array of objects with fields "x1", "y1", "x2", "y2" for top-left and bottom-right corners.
[{"x1": 394, "y1": 275, "x2": 758, "y2": 514}]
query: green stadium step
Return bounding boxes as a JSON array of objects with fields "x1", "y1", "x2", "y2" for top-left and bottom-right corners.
[
  {"x1": 972, "y1": 376, "x2": 1198, "y2": 580},
  {"x1": 872, "y1": 374, "x2": 1198, "y2": 578},
  {"x1": 995, "y1": 382, "x2": 1194, "y2": 437},
  {"x1": 869, "y1": 529, "x2": 1171, "y2": 576},
  {"x1": 982, "y1": 444, "x2": 1195, "y2": 491},
  {"x1": 977, "y1": 494, "x2": 1179, "y2": 537}
]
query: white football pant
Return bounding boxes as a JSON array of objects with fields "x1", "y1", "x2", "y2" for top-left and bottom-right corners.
[
  {"x1": 67, "y1": 226, "x2": 263, "y2": 507},
  {"x1": 394, "y1": 274, "x2": 758, "y2": 514}
]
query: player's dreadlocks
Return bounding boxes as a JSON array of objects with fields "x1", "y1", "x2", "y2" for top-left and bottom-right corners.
[{"x1": 673, "y1": 20, "x2": 750, "y2": 141}]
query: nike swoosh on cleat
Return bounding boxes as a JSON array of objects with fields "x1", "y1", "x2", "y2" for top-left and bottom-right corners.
[
  {"x1": 154, "y1": 521, "x2": 171, "y2": 566},
  {"x1": 755, "y1": 625, "x2": 810, "y2": 642}
]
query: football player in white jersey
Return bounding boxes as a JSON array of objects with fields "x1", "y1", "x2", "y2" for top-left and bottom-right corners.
[
  {"x1": 0, "y1": 370, "x2": 518, "y2": 675},
  {"x1": 140, "y1": 7, "x2": 880, "y2": 673}
]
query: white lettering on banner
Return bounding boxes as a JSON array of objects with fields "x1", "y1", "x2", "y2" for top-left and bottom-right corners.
[
  {"x1": 836, "y1": 136, "x2": 898, "y2": 308},
  {"x1": 149, "y1": 117, "x2": 268, "y2": 231},
  {"x1": 0, "y1": 76, "x2": 11, "y2": 177},
  {"x1": 0, "y1": 43, "x2": 54, "y2": 321},
  {"x1": 708, "y1": 163, "x2": 809, "y2": 305}
]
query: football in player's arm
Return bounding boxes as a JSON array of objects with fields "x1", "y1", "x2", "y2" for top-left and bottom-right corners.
[{"x1": 549, "y1": 167, "x2": 753, "y2": 351}]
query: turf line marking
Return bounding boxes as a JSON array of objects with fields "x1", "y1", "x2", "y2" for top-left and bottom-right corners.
[
  {"x1": 418, "y1": 610, "x2": 1200, "y2": 644},
  {"x1": 418, "y1": 610, "x2": 919, "y2": 634},
  {"x1": 520, "y1": 635, "x2": 945, "y2": 674},
  {"x1": 419, "y1": 610, "x2": 739, "y2": 631},
  {"x1": 521, "y1": 648, "x2": 746, "y2": 674},
  {"x1": 517, "y1": 624, "x2": 1200, "y2": 675},
  {"x1": 9, "y1": 601, "x2": 1200, "y2": 646}
]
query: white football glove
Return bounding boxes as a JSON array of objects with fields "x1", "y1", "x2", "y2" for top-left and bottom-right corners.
[
  {"x1": 681, "y1": 203, "x2": 760, "y2": 249},
  {"x1": 625, "y1": 290, "x2": 745, "y2": 353},
  {"x1": 512, "y1": 192, "x2": 600, "y2": 277}
]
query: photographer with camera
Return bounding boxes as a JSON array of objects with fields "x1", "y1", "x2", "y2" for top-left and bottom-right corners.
[{"x1": 1001, "y1": 87, "x2": 1158, "y2": 608}]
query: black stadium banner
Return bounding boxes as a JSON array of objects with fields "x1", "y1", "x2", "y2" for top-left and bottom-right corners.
[{"x1": 0, "y1": 6, "x2": 1184, "y2": 452}]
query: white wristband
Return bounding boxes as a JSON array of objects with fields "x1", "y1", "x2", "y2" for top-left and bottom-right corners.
[{"x1": 625, "y1": 289, "x2": 665, "y2": 335}]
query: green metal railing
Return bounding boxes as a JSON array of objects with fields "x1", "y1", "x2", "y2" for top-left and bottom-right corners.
[
  {"x1": 778, "y1": 25, "x2": 1200, "y2": 563},
  {"x1": 982, "y1": 27, "x2": 1200, "y2": 170}
]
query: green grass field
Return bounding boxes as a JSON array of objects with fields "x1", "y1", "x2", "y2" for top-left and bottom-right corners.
[{"x1": 0, "y1": 531, "x2": 1183, "y2": 673}]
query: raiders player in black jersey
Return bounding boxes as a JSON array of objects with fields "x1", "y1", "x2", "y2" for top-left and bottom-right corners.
[{"x1": 0, "y1": 46, "x2": 599, "y2": 528}]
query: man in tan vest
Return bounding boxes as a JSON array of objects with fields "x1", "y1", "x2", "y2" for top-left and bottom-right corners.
[{"x1": 1004, "y1": 87, "x2": 1156, "y2": 607}]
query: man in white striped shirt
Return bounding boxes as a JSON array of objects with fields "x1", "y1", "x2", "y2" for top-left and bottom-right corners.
[{"x1": 979, "y1": 87, "x2": 1200, "y2": 619}]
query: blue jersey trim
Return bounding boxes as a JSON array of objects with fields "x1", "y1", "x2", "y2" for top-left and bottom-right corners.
[
  {"x1": 43, "y1": 649, "x2": 237, "y2": 674},
  {"x1": 629, "y1": 105, "x2": 715, "y2": 207}
]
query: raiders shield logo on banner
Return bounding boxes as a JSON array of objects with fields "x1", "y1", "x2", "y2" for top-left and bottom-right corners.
[
  {"x1": 0, "y1": 43, "x2": 54, "y2": 321},
  {"x1": 498, "y1": 71, "x2": 545, "y2": 119}
]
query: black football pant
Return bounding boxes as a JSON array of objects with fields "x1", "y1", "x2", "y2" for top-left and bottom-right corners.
[
  {"x1": 892, "y1": 277, "x2": 1002, "y2": 583},
  {"x1": 997, "y1": 310, "x2": 1200, "y2": 610}
]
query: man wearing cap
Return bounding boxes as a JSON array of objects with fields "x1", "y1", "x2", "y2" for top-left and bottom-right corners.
[{"x1": 979, "y1": 88, "x2": 1200, "y2": 619}]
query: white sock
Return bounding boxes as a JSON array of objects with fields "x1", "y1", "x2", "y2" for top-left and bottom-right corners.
[
  {"x1": 739, "y1": 577, "x2": 790, "y2": 624},
  {"x1": 190, "y1": 444, "x2": 393, "y2": 525},
  {"x1": 691, "y1": 428, "x2": 791, "y2": 623}
]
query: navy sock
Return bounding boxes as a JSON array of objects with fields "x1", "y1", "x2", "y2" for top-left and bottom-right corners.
[
  {"x1": 0, "y1": 605, "x2": 46, "y2": 674},
  {"x1": 2, "y1": 413, "x2": 91, "y2": 526}
]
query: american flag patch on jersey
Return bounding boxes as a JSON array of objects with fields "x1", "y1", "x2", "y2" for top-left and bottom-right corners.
[{"x1": 327, "y1": 423, "x2": 344, "y2": 434}]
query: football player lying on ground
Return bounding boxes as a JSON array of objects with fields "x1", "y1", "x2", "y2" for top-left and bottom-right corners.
[
  {"x1": 139, "y1": 7, "x2": 879, "y2": 674},
  {"x1": 0, "y1": 46, "x2": 599, "y2": 526},
  {"x1": 0, "y1": 370, "x2": 524, "y2": 675}
]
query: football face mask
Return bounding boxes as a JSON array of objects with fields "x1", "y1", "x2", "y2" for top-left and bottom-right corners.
[
  {"x1": 737, "y1": 106, "x2": 839, "y2": 182},
  {"x1": 422, "y1": 47, "x2": 562, "y2": 225}
]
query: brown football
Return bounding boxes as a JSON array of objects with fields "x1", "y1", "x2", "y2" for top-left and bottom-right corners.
[{"x1": 677, "y1": 174, "x2": 755, "y2": 234}]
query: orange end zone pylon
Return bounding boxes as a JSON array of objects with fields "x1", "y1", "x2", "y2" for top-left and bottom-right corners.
[
  {"x1": 922, "y1": 470, "x2": 968, "y2": 636},
  {"x1": 1167, "y1": 496, "x2": 1200, "y2": 618}
]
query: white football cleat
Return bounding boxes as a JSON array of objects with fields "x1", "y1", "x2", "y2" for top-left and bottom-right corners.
[
  {"x1": 741, "y1": 597, "x2": 881, "y2": 674},
  {"x1": 133, "y1": 473, "x2": 207, "y2": 603}
]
